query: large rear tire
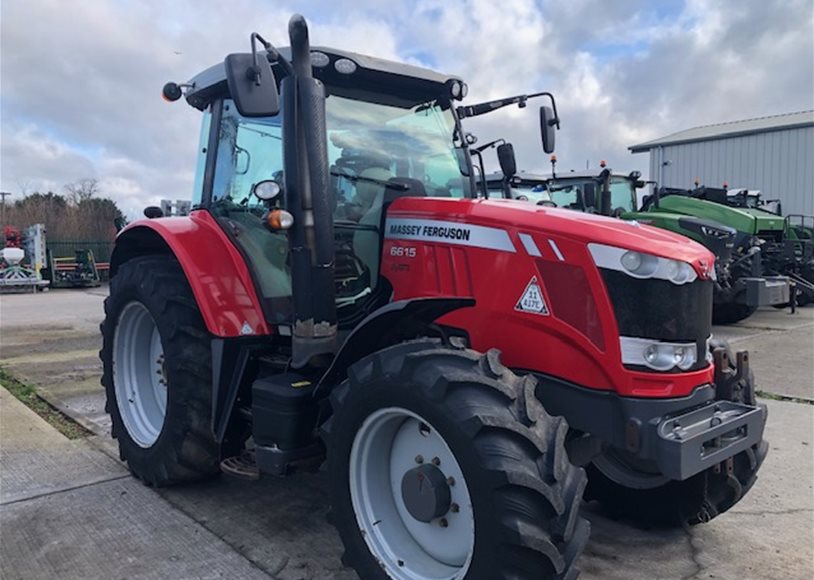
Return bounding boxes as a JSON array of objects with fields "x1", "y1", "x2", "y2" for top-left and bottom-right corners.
[
  {"x1": 584, "y1": 338, "x2": 768, "y2": 526},
  {"x1": 100, "y1": 255, "x2": 220, "y2": 486},
  {"x1": 323, "y1": 340, "x2": 588, "y2": 580}
]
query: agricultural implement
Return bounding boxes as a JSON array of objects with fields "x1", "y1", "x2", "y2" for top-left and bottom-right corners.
[
  {"x1": 101, "y1": 15, "x2": 768, "y2": 579},
  {"x1": 43, "y1": 248, "x2": 102, "y2": 288},
  {"x1": 0, "y1": 225, "x2": 49, "y2": 292}
]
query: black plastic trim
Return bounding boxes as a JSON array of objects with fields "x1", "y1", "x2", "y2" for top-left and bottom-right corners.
[
  {"x1": 315, "y1": 296, "x2": 476, "y2": 394},
  {"x1": 211, "y1": 336, "x2": 268, "y2": 442},
  {"x1": 527, "y1": 370, "x2": 766, "y2": 480}
]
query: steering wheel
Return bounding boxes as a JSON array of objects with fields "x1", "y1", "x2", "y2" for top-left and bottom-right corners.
[{"x1": 537, "y1": 200, "x2": 557, "y2": 208}]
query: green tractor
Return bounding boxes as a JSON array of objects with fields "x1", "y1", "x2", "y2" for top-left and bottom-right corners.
[
  {"x1": 658, "y1": 185, "x2": 814, "y2": 306},
  {"x1": 481, "y1": 166, "x2": 790, "y2": 324}
]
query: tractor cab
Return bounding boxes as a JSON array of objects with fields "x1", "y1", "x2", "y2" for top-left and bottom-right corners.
[
  {"x1": 179, "y1": 46, "x2": 474, "y2": 327},
  {"x1": 545, "y1": 169, "x2": 642, "y2": 215}
]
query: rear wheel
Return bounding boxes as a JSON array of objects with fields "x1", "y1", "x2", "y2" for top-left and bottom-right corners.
[
  {"x1": 323, "y1": 340, "x2": 588, "y2": 580},
  {"x1": 584, "y1": 338, "x2": 768, "y2": 526},
  {"x1": 100, "y1": 255, "x2": 220, "y2": 486}
]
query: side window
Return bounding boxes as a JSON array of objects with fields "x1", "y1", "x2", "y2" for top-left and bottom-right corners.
[
  {"x1": 212, "y1": 101, "x2": 284, "y2": 205},
  {"x1": 609, "y1": 180, "x2": 635, "y2": 212}
]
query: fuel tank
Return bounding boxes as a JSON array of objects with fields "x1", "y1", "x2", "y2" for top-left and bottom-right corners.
[{"x1": 382, "y1": 197, "x2": 717, "y2": 398}]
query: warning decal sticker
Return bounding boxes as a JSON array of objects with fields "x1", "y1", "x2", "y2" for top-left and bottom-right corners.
[{"x1": 515, "y1": 276, "x2": 549, "y2": 315}]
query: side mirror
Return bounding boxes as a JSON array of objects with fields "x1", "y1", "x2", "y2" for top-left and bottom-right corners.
[
  {"x1": 253, "y1": 179, "x2": 282, "y2": 201},
  {"x1": 497, "y1": 143, "x2": 517, "y2": 178},
  {"x1": 224, "y1": 53, "x2": 279, "y2": 117},
  {"x1": 540, "y1": 106, "x2": 557, "y2": 154}
]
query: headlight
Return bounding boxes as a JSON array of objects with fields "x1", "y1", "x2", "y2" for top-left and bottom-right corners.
[
  {"x1": 620, "y1": 336, "x2": 700, "y2": 371},
  {"x1": 589, "y1": 244, "x2": 698, "y2": 285}
]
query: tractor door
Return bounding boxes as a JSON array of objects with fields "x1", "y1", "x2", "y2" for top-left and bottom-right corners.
[{"x1": 208, "y1": 99, "x2": 293, "y2": 324}]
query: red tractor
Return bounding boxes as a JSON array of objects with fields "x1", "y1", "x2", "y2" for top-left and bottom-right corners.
[{"x1": 102, "y1": 15, "x2": 767, "y2": 579}]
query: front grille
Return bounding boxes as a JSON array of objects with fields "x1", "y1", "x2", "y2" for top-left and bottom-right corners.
[{"x1": 599, "y1": 270, "x2": 713, "y2": 372}]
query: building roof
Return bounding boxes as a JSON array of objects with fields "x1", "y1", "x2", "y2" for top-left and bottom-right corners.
[{"x1": 629, "y1": 110, "x2": 814, "y2": 153}]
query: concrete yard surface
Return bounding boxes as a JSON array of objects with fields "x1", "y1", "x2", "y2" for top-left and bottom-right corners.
[
  {"x1": 1, "y1": 288, "x2": 813, "y2": 579},
  {"x1": 0, "y1": 386, "x2": 273, "y2": 580}
]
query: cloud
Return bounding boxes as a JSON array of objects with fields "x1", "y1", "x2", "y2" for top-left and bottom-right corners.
[{"x1": 1, "y1": 0, "x2": 811, "y2": 218}]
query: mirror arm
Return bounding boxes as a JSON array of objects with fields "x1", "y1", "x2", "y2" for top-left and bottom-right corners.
[
  {"x1": 470, "y1": 150, "x2": 489, "y2": 198},
  {"x1": 459, "y1": 91, "x2": 560, "y2": 127},
  {"x1": 473, "y1": 137, "x2": 506, "y2": 154},
  {"x1": 251, "y1": 32, "x2": 294, "y2": 79}
]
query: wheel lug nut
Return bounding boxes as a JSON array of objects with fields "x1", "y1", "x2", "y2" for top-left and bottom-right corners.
[
  {"x1": 439, "y1": 518, "x2": 448, "y2": 528},
  {"x1": 431, "y1": 457, "x2": 440, "y2": 466},
  {"x1": 447, "y1": 476, "x2": 455, "y2": 486},
  {"x1": 450, "y1": 503, "x2": 460, "y2": 513},
  {"x1": 415, "y1": 455, "x2": 424, "y2": 464}
]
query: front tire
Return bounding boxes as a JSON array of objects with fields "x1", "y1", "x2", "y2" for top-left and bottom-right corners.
[
  {"x1": 584, "y1": 338, "x2": 768, "y2": 526},
  {"x1": 323, "y1": 340, "x2": 588, "y2": 580},
  {"x1": 100, "y1": 255, "x2": 220, "y2": 486},
  {"x1": 712, "y1": 302, "x2": 757, "y2": 324}
]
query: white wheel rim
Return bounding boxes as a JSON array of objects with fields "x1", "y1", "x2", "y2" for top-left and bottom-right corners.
[
  {"x1": 113, "y1": 301, "x2": 168, "y2": 447},
  {"x1": 349, "y1": 407, "x2": 475, "y2": 579}
]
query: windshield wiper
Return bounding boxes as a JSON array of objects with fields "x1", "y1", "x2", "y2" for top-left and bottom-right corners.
[
  {"x1": 547, "y1": 184, "x2": 576, "y2": 193},
  {"x1": 330, "y1": 170, "x2": 409, "y2": 191}
]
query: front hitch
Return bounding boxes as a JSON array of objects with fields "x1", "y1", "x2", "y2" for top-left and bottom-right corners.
[{"x1": 712, "y1": 347, "x2": 755, "y2": 405}]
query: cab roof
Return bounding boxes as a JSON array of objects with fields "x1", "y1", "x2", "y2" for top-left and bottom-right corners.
[{"x1": 184, "y1": 46, "x2": 462, "y2": 111}]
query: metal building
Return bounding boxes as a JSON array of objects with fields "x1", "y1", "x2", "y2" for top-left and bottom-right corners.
[{"x1": 629, "y1": 111, "x2": 814, "y2": 215}]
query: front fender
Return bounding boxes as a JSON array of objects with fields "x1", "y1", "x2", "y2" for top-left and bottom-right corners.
[
  {"x1": 111, "y1": 210, "x2": 270, "y2": 337},
  {"x1": 316, "y1": 296, "x2": 475, "y2": 394}
]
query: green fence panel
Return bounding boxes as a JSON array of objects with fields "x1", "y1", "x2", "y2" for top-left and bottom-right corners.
[{"x1": 48, "y1": 240, "x2": 115, "y2": 263}]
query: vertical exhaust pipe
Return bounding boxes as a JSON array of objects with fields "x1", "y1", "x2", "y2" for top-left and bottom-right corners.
[{"x1": 283, "y1": 14, "x2": 337, "y2": 368}]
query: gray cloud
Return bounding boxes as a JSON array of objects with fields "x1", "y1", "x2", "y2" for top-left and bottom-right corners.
[{"x1": 1, "y1": 0, "x2": 811, "y2": 218}]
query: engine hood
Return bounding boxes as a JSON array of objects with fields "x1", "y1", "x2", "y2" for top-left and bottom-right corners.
[
  {"x1": 654, "y1": 195, "x2": 761, "y2": 235},
  {"x1": 388, "y1": 197, "x2": 716, "y2": 278}
]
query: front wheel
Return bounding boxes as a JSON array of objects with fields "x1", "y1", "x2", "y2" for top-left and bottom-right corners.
[
  {"x1": 712, "y1": 302, "x2": 757, "y2": 324},
  {"x1": 323, "y1": 340, "x2": 588, "y2": 580},
  {"x1": 100, "y1": 255, "x2": 220, "y2": 486},
  {"x1": 584, "y1": 338, "x2": 768, "y2": 526}
]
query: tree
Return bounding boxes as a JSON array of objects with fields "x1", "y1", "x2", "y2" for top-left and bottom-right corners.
[
  {"x1": 3, "y1": 179, "x2": 124, "y2": 243},
  {"x1": 64, "y1": 178, "x2": 101, "y2": 204}
]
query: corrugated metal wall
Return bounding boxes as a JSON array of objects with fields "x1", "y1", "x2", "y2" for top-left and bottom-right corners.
[{"x1": 647, "y1": 126, "x2": 814, "y2": 215}]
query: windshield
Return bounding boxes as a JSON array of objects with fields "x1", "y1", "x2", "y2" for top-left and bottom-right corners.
[
  {"x1": 210, "y1": 93, "x2": 471, "y2": 214},
  {"x1": 546, "y1": 176, "x2": 635, "y2": 212},
  {"x1": 487, "y1": 182, "x2": 550, "y2": 204}
]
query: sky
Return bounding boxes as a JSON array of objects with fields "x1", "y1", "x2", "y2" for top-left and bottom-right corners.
[{"x1": 1, "y1": 0, "x2": 812, "y2": 219}]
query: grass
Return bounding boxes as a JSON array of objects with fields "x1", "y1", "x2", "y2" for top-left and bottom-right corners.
[
  {"x1": 0, "y1": 366, "x2": 93, "y2": 439},
  {"x1": 756, "y1": 389, "x2": 814, "y2": 405}
]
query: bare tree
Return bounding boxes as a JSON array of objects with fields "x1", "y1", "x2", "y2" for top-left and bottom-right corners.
[{"x1": 64, "y1": 178, "x2": 101, "y2": 204}]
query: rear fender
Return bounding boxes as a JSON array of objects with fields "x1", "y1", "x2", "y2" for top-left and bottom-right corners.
[{"x1": 110, "y1": 210, "x2": 270, "y2": 337}]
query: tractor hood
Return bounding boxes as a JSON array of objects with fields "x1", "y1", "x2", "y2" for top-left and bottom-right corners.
[
  {"x1": 732, "y1": 207, "x2": 786, "y2": 232},
  {"x1": 655, "y1": 195, "x2": 764, "y2": 235},
  {"x1": 387, "y1": 197, "x2": 715, "y2": 279}
]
